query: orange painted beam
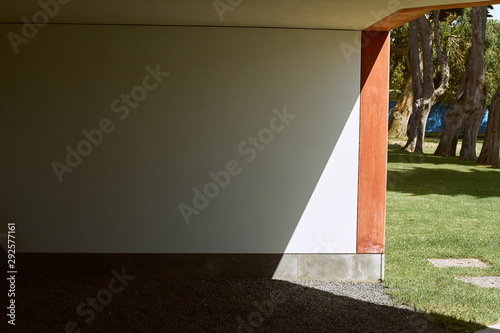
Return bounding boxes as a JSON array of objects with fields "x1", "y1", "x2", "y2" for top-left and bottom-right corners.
[
  {"x1": 357, "y1": 31, "x2": 390, "y2": 254},
  {"x1": 367, "y1": 1, "x2": 500, "y2": 31}
]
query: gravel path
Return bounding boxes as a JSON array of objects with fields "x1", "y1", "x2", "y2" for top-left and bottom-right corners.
[{"x1": 3, "y1": 276, "x2": 457, "y2": 332}]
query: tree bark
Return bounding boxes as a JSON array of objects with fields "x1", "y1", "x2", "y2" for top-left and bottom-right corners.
[
  {"x1": 435, "y1": 7, "x2": 488, "y2": 160},
  {"x1": 404, "y1": 18, "x2": 425, "y2": 153},
  {"x1": 433, "y1": 100, "x2": 464, "y2": 156},
  {"x1": 460, "y1": 108, "x2": 486, "y2": 160},
  {"x1": 477, "y1": 81, "x2": 500, "y2": 165},
  {"x1": 404, "y1": 11, "x2": 449, "y2": 153},
  {"x1": 388, "y1": 79, "x2": 413, "y2": 138},
  {"x1": 460, "y1": 7, "x2": 488, "y2": 161}
]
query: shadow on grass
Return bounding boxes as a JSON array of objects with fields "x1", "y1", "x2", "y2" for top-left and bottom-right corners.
[
  {"x1": 6, "y1": 276, "x2": 487, "y2": 333},
  {"x1": 388, "y1": 167, "x2": 500, "y2": 198},
  {"x1": 388, "y1": 146, "x2": 500, "y2": 169},
  {"x1": 387, "y1": 149, "x2": 500, "y2": 198}
]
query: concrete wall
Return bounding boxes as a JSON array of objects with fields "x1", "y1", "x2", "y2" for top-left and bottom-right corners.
[{"x1": 0, "y1": 25, "x2": 361, "y2": 254}]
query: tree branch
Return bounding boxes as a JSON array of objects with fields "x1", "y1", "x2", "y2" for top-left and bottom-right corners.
[
  {"x1": 433, "y1": 10, "x2": 450, "y2": 98},
  {"x1": 409, "y1": 19, "x2": 422, "y2": 104}
]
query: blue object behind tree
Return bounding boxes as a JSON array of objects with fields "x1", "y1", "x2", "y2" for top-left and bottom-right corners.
[{"x1": 389, "y1": 102, "x2": 489, "y2": 133}]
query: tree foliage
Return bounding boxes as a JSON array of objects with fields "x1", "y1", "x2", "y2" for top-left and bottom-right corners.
[
  {"x1": 484, "y1": 19, "x2": 500, "y2": 103},
  {"x1": 390, "y1": 23, "x2": 410, "y2": 93},
  {"x1": 438, "y1": 9, "x2": 472, "y2": 106}
]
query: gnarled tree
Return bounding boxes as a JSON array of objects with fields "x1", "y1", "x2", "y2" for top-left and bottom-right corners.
[
  {"x1": 477, "y1": 80, "x2": 500, "y2": 165},
  {"x1": 434, "y1": 7, "x2": 488, "y2": 159},
  {"x1": 435, "y1": 7, "x2": 488, "y2": 160},
  {"x1": 404, "y1": 11, "x2": 450, "y2": 153},
  {"x1": 460, "y1": 7, "x2": 489, "y2": 160},
  {"x1": 388, "y1": 79, "x2": 413, "y2": 138},
  {"x1": 388, "y1": 25, "x2": 412, "y2": 138}
]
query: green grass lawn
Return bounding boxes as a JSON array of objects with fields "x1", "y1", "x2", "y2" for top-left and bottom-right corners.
[{"x1": 384, "y1": 139, "x2": 500, "y2": 332}]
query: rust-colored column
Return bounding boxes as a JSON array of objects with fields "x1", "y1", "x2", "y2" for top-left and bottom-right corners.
[{"x1": 357, "y1": 31, "x2": 390, "y2": 254}]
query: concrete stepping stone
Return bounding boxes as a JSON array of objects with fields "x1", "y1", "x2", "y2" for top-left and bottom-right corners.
[
  {"x1": 428, "y1": 259, "x2": 490, "y2": 268},
  {"x1": 455, "y1": 276, "x2": 500, "y2": 289}
]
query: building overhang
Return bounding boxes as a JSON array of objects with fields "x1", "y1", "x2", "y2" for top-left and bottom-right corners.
[{"x1": 1, "y1": 0, "x2": 500, "y2": 31}]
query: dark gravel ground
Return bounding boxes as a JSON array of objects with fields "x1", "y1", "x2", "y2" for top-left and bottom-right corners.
[{"x1": 2, "y1": 275, "x2": 461, "y2": 333}]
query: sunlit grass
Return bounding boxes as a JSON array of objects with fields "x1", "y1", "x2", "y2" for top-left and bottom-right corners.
[
  {"x1": 388, "y1": 136, "x2": 485, "y2": 156},
  {"x1": 384, "y1": 138, "x2": 500, "y2": 332}
]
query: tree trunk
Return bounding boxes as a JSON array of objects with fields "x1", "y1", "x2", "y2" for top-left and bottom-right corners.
[
  {"x1": 404, "y1": 11, "x2": 449, "y2": 153},
  {"x1": 404, "y1": 19, "x2": 422, "y2": 152},
  {"x1": 434, "y1": 101, "x2": 464, "y2": 156},
  {"x1": 388, "y1": 79, "x2": 413, "y2": 138},
  {"x1": 405, "y1": 100, "x2": 433, "y2": 153},
  {"x1": 435, "y1": 7, "x2": 488, "y2": 160},
  {"x1": 459, "y1": 7, "x2": 488, "y2": 161},
  {"x1": 460, "y1": 109, "x2": 485, "y2": 160},
  {"x1": 477, "y1": 82, "x2": 500, "y2": 165}
]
